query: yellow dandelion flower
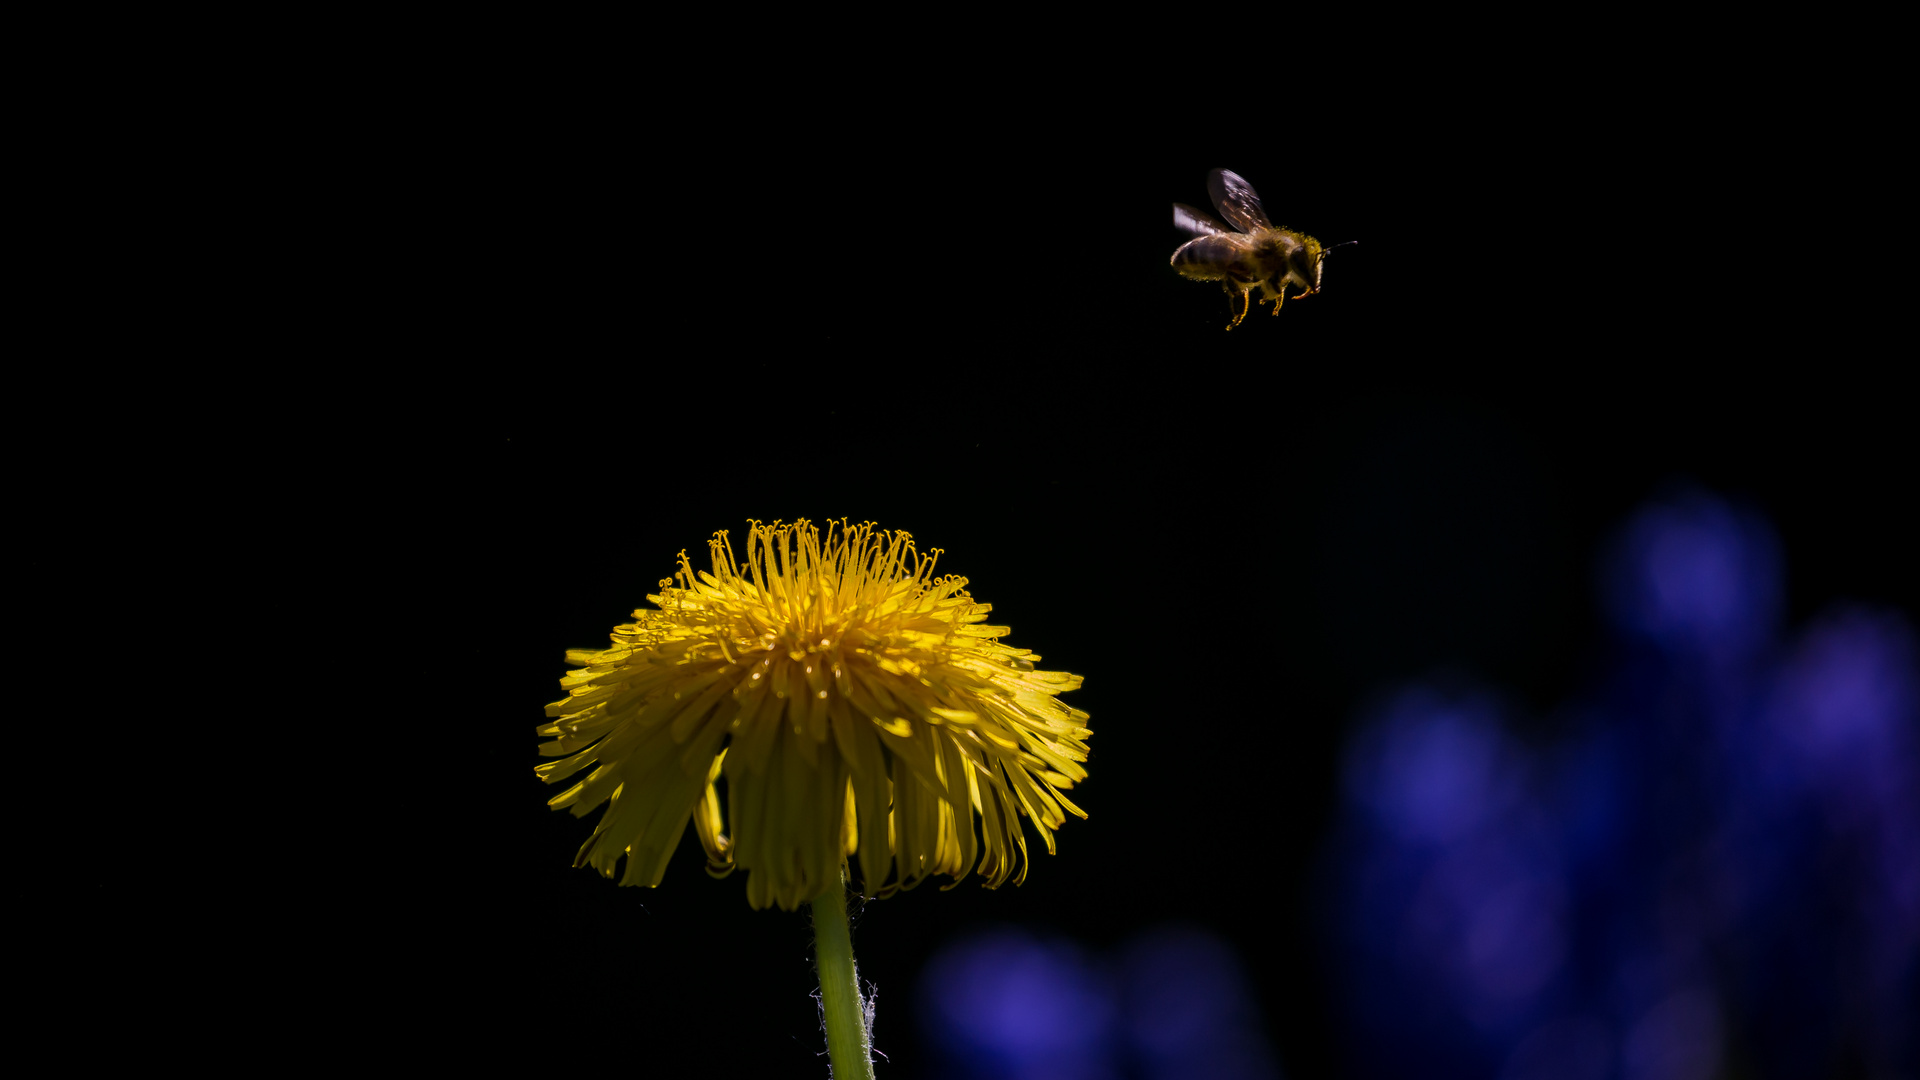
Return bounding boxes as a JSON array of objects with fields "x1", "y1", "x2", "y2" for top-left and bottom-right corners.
[{"x1": 536, "y1": 519, "x2": 1091, "y2": 911}]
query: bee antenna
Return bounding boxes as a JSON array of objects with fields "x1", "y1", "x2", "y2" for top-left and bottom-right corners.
[{"x1": 1321, "y1": 240, "x2": 1359, "y2": 258}]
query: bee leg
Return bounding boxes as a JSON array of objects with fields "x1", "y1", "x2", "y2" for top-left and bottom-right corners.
[
  {"x1": 1225, "y1": 284, "x2": 1251, "y2": 330},
  {"x1": 1269, "y1": 288, "x2": 1286, "y2": 314}
]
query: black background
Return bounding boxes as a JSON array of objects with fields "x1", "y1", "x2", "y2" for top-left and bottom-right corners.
[{"x1": 110, "y1": 45, "x2": 1907, "y2": 1077}]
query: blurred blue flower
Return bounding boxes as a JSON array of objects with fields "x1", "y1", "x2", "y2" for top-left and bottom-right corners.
[
  {"x1": 1598, "y1": 489, "x2": 1782, "y2": 660},
  {"x1": 918, "y1": 924, "x2": 1282, "y2": 1080},
  {"x1": 1762, "y1": 607, "x2": 1919, "y2": 819},
  {"x1": 1323, "y1": 487, "x2": 1918, "y2": 1078},
  {"x1": 918, "y1": 927, "x2": 1117, "y2": 1080},
  {"x1": 1729, "y1": 606, "x2": 1920, "y2": 1073},
  {"x1": 1326, "y1": 686, "x2": 1569, "y2": 1076},
  {"x1": 1341, "y1": 686, "x2": 1526, "y2": 846}
]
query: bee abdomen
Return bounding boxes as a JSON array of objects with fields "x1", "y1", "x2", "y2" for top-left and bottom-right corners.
[{"x1": 1171, "y1": 234, "x2": 1249, "y2": 281}]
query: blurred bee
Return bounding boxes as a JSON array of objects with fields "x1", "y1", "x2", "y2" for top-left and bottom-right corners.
[{"x1": 1171, "y1": 168, "x2": 1356, "y2": 330}]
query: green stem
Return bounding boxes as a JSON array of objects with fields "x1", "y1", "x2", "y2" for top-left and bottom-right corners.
[{"x1": 810, "y1": 873, "x2": 875, "y2": 1079}]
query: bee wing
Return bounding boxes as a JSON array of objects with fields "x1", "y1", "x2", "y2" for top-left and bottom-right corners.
[
  {"x1": 1207, "y1": 168, "x2": 1271, "y2": 233},
  {"x1": 1173, "y1": 202, "x2": 1231, "y2": 238}
]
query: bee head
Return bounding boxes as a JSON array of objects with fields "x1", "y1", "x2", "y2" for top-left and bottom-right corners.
[
  {"x1": 1288, "y1": 244, "x2": 1320, "y2": 291},
  {"x1": 1313, "y1": 240, "x2": 1359, "y2": 291}
]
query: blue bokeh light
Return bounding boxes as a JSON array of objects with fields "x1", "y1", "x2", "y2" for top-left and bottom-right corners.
[
  {"x1": 917, "y1": 926, "x2": 1117, "y2": 1080},
  {"x1": 1325, "y1": 687, "x2": 1570, "y2": 1075},
  {"x1": 917, "y1": 923, "x2": 1283, "y2": 1080},
  {"x1": 1598, "y1": 489, "x2": 1783, "y2": 659},
  {"x1": 911, "y1": 488, "x2": 1913, "y2": 1078},
  {"x1": 1324, "y1": 488, "x2": 1918, "y2": 1078}
]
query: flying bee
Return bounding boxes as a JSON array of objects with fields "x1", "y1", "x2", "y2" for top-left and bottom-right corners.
[{"x1": 1171, "y1": 168, "x2": 1356, "y2": 330}]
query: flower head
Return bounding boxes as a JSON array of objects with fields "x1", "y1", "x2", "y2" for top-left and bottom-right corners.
[{"x1": 537, "y1": 520, "x2": 1090, "y2": 910}]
